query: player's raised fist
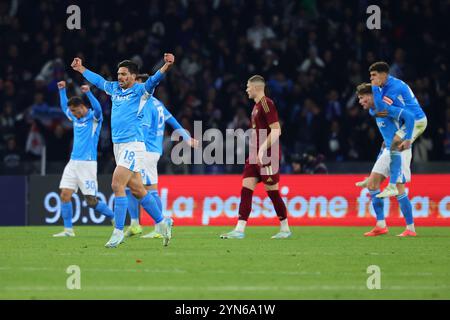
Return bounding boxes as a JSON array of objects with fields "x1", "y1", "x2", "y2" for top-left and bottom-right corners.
[
  {"x1": 164, "y1": 53, "x2": 175, "y2": 65},
  {"x1": 160, "y1": 53, "x2": 175, "y2": 73},
  {"x1": 57, "y1": 81, "x2": 66, "y2": 89},
  {"x1": 71, "y1": 57, "x2": 85, "y2": 72},
  {"x1": 81, "y1": 85, "x2": 90, "y2": 93}
]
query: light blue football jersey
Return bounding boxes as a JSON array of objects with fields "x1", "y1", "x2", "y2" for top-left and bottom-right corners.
[
  {"x1": 377, "y1": 75, "x2": 426, "y2": 120},
  {"x1": 142, "y1": 97, "x2": 171, "y2": 155},
  {"x1": 140, "y1": 96, "x2": 191, "y2": 155},
  {"x1": 59, "y1": 88, "x2": 102, "y2": 161},
  {"x1": 83, "y1": 69, "x2": 164, "y2": 144}
]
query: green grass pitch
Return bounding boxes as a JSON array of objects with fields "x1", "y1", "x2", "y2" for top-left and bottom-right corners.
[{"x1": 0, "y1": 226, "x2": 449, "y2": 299}]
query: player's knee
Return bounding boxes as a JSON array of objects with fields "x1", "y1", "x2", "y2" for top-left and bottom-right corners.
[
  {"x1": 111, "y1": 181, "x2": 124, "y2": 194},
  {"x1": 85, "y1": 196, "x2": 98, "y2": 208},
  {"x1": 130, "y1": 187, "x2": 145, "y2": 199},
  {"x1": 242, "y1": 179, "x2": 256, "y2": 191},
  {"x1": 60, "y1": 190, "x2": 72, "y2": 203},
  {"x1": 264, "y1": 183, "x2": 278, "y2": 191}
]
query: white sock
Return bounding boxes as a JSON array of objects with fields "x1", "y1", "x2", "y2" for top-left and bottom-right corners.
[
  {"x1": 376, "y1": 220, "x2": 386, "y2": 228},
  {"x1": 406, "y1": 224, "x2": 415, "y2": 232},
  {"x1": 65, "y1": 228, "x2": 74, "y2": 233},
  {"x1": 235, "y1": 220, "x2": 247, "y2": 233},
  {"x1": 280, "y1": 219, "x2": 290, "y2": 232},
  {"x1": 114, "y1": 228, "x2": 123, "y2": 235},
  {"x1": 131, "y1": 218, "x2": 139, "y2": 226}
]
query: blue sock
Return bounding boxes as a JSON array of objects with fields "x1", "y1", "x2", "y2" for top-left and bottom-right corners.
[
  {"x1": 397, "y1": 193, "x2": 414, "y2": 225},
  {"x1": 126, "y1": 188, "x2": 139, "y2": 220},
  {"x1": 61, "y1": 202, "x2": 73, "y2": 229},
  {"x1": 94, "y1": 201, "x2": 114, "y2": 219},
  {"x1": 140, "y1": 191, "x2": 164, "y2": 224},
  {"x1": 389, "y1": 150, "x2": 402, "y2": 184},
  {"x1": 113, "y1": 196, "x2": 128, "y2": 231},
  {"x1": 369, "y1": 189, "x2": 384, "y2": 221},
  {"x1": 150, "y1": 190, "x2": 163, "y2": 212}
]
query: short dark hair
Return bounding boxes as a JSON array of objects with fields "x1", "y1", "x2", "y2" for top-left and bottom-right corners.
[
  {"x1": 136, "y1": 73, "x2": 149, "y2": 82},
  {"x1": 248, "y1": 75, "x2": 265, "y2": 84},
  {"x1": 356, "y1": 83, "x2": 372, "y2": 96},
  {"x1": 68, "y1": 96, "x2": 84, "y2": 107},
  {"x1": 117, "y1": 60, "x2": 139, "y2": 75},
  {"x1": 369, "y1": 61, "x2": 390, "y2": 73}
]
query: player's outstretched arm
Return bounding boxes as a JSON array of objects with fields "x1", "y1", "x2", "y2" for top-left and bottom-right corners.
[
  {"x1": 165, "y1": 111, "x2": 198, "y2": 148},
  {"x1": 81, "y1": 85, "x2": 103, "y2": 120},
  {"x1": 71, "y1": 57, "x2": 109, "y2": 93},
  {"x1": 144, "y1": 53, "x2": 175, "y2": 94},
  {"x1": 57, "y1": 81, "x2": 69, "y2": 114}
]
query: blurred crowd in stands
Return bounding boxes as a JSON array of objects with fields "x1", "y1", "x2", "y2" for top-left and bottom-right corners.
[{"x1": 0, "y1": 0, "x2": 449, "y2": 174}]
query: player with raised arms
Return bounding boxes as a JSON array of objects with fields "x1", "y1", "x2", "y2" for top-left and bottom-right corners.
[
  {"x1": 53, "y1": 81, "x2": 115, "y2": 237},
  {"x1": 71, "y1": 54, "x2": 175, "y2": 247},
  {"x1": 124, "y1": 74, "x2": 199, "y2": 238}
]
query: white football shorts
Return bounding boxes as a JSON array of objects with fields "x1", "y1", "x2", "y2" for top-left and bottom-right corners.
[
  {"x1": 372, "y1": 148, "x2": 412, "y2": 183},
  {"x1": 113, "y1": 141, "x2": 145, "y2": 173},
  {"x1": 140, "y1": 152, "x2": 160, "y2": 186},
  {"x1": 59, "y1": 160, "x2": 98, "y2": 196}
]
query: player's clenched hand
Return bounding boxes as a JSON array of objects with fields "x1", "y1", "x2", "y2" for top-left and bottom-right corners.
[
  {"x1": 57, "y1": 81, "x2": 66, "y2": 89},
  {"x1": 371, "y1": 79, "x2": 382, "y2": 87},
  {"x1": 160, "y1": 53, "x2": 175, "y2": 73},
  {"x1": 399, "y1": 139, "x2": 412, "y2": 150},
  {"x1": 71, "y1": 57, "x2": 85, "y2": 73},
  {"x1": 81, "y1": 85, "x2": 90, "y2": 93},
  {"x1": 164, "y1": 53, "x2": 175, "y2": 65},
  {"x1": 188, "y1": 138, "x2": 200, "y2": 149}
]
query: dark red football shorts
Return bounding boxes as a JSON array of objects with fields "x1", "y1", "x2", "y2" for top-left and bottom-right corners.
[{"x1": 242, "y1": 159, "x2": 280, "y2": 185}]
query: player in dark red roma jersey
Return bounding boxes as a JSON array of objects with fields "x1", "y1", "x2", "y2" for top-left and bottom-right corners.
[{"x1": 220, "y1": 75, "x2": 292, "y2": 239}]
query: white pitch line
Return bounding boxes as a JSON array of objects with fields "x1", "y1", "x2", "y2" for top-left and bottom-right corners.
[
  {"x1": 0, "y1": 267, "x2": 440, "y2": 277},
  {"x1": 0, "y1": 267, "x2": 186, "y2": 274},
  {"x1": 1, "y1": 285, "x2": 450, "y2": 292}
]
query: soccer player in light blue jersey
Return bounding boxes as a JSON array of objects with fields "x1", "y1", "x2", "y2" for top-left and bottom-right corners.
[
  {"x1": 71, "y1": 54, "x2": 175, "y2": 248},
  {"x1": 53, "y1": 82, "x2": 115, "y2": 237},
  {"x1": 356, "y1": 83, "x2": 417, "y2": 237},
  {"x1": 124, "y1": 73, "x2": 199, "y2": 239},
  {"x1": 368, "y1": 62, "x2": 427, "y2": 198}
]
